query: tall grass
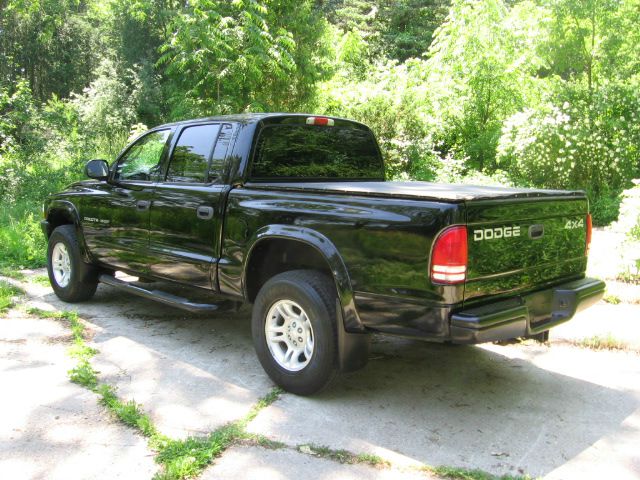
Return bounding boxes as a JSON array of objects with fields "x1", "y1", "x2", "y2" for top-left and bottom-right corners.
[{"x1": 0, "y1": 200, "x2": 47, "y2": 268}]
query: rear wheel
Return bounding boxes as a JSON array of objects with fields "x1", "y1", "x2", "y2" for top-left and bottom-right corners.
[
  {"x1": 47, "y1": 225, "x2": 98, "y2": 302},
  {"x1": 252, "y1": 270, "x2": 338, "y2": 395}
]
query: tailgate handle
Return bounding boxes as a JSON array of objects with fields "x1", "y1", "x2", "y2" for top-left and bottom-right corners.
[{"x1": 529, "y1": 224, "x2": 544, "y2": 239}]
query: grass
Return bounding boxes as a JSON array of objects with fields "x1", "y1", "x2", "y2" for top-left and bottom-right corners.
[
  {"x1": 297, "y1": 444, "x2": 390, "y2": 468},
  {"x1": 152, "y1": 388, "x2": 283, "y2": 480},
  {"x1": 426, "y1": 465, "x2": 530, "y2": 480},
  {"x1": 603, "y1": 293, "x2": 621, "y2": 304},
  {"x1": 33, "y1": 274, "x2": 51, "y2": 286},
  {"x1": 0, "y1": 267, "x2": 27, "y2": 280},
  {"x1": 0, "y1": 201, "x2": 47, "y2": 269},
  {"x1": 29, "y1": 302, "x2": 286, "y2": 480},
  {"x1": 0, "y1": 279, "x2": 24, "y2": 313},
  {"x1": 27, "y1": 304, "x2": 537, "y2": 480},
  {"x1": 575, "y1": 333, "x2": 628, "y2": 351},
  {"x1": 27, "y1": 307, "x2": 99, "y2": 387}
]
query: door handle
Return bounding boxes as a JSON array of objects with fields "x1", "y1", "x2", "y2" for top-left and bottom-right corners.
[
  {"x1": 197, "y1": 206, "x2": 214, "y2": 220},
  {"x1": 137, "y1": 200, "x2": 151, "y2": 211}
]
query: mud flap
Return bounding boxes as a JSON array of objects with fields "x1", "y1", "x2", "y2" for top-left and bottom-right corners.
[{"x1": 336, "y1": 299, "x2": 370, "y2": 373}]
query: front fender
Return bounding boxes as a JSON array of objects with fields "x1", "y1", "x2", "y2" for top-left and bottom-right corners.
[{"x1": 45, "y1": 199, "x2": 91, "y2": 263}]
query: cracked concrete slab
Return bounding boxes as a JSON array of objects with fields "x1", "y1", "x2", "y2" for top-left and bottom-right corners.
[
  {"x1": 247, "y1": 338, "x2": 640, "y2": 478},
  {"x1": 200, "y1": 445, "x2": 436, "y2": 480},
  {"x1": 0, "y1": 309, "x2": 157, "y2": 479},
  {"x1": 24, "y1": 279, "x2": 274, "y2": 439},
  {"x1": 8, "y1": 270, "x2": 640, "y2": 479}
]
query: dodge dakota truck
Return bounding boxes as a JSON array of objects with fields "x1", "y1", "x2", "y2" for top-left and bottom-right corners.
[{"x1": 41, "y1": 113, "x2": 605, "y2": 394}]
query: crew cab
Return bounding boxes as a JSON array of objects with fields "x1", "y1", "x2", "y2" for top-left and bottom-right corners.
[{"x1": 41, "y1": 113, "x2": 605, "y2": 394}]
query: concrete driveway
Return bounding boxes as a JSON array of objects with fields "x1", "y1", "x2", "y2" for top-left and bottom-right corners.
[{"x1": 1, "y1": 272, "x2": 639, "y2": 479}]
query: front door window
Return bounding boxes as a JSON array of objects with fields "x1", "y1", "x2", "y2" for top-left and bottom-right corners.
[{"x1": 114, "y1": 130, "x2": 170, "y2": 181}]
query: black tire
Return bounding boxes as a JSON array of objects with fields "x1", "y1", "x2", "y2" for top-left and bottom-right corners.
[
  {"x1": 47, "y1": 225, "x2": 98, "y2": 302},
  {"x1": 252, "y1": 270, "x2": 338, "y2": 395}
]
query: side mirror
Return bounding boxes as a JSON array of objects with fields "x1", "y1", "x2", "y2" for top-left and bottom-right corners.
[{"x1": 85, "y1": 159, "x2": 109, "y2": 180}]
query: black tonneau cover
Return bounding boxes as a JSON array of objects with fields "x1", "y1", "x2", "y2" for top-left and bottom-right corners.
[{"x1": 245, "y1": 181, "x2": 585, "y2": 203}]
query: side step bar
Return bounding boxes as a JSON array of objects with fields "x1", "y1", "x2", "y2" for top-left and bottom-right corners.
[{"x1": 99, "y1": 274, "x2": 220, "y2": 313}]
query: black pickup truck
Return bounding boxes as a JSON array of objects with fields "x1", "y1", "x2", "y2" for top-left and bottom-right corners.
[{"x1": 41, "y1": 113, "x2": 605, "y2": 394}]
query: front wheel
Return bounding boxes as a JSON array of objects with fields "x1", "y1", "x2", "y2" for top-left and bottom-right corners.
[
  {"x1": 47, "y1": 225, "x2": 98, "y2": 302},
  {"x1": 252, "y1": 270, "x2": 339, "y2": 395}
]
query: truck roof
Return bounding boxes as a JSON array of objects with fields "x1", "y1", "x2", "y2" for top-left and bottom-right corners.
[{"x1": 155, "y1": 113, "x2": 359, "y2": 129}]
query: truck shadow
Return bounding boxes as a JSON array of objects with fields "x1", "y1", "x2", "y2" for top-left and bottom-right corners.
[{"x1": 32, "y1": 283, "x2": 640, "y2": 478}]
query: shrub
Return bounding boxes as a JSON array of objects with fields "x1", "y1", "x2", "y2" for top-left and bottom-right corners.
[
  {"x1": 497, "y1": 82, "x2": 640, "y2": 196},
  {"x1": 0, "y1": 202, "x2": 46, "y2": 268},
  {"x1": 590, "y1": 190, "x2": 622, "y2": 227}
]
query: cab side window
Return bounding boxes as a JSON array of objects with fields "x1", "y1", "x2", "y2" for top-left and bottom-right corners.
[
  {"x1": 166, "y1": 124, "x2": 220, "y2": 183},
  {"x1": 114, "y1": 129, "x2": 170, "y2": 181}
]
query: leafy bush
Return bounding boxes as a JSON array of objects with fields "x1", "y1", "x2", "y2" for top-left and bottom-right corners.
[
  {"x1": 590, "y1": 190, "x2": 622, "y2": 227},
  {"x1": 497, "y1": 82, "x2": 640, "y2": 196},
  {"x1": 612, "y1": 181, "x2": 640, "y2": 283},
  {"x1": 0, "y1": 202, "x2": 46, "y2": 268}
]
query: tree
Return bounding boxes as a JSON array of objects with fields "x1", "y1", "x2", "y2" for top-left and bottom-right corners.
[
  {"x1": 422, "y1": 0, "x2": 550, "y2": 170},
  {"x1": 0, "y1": 0, "x2": 101, "y2": 101},
  {"x1": 160, "y1": 0, "x2": 330, "y2": 116}
]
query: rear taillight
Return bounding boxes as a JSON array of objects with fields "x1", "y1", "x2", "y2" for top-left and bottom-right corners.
[
  {"x1": 431, "y1": 226, "x2": 468, "y2": 285},
  {"x1": 586, "y1": 213, "x2": 592, "y2": 255}
]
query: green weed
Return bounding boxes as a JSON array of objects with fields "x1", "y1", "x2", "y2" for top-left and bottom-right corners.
[
  {"x1": 0, "y1": 267, "x2": 27, "y2": 280},
  {"x1": 243, "y1": 433, "x2": 286, "y2": 450},
  {"x1": 152, "y1": 387, "x2": 282, "y2": 480},
  {"x1": 603, "y1": 293, "x2": 621, "y2": 304},
  {"x1": 0, "y1": 202, "x2": 47, "y2": 269},
  {"x1": 426, "y1": 465, "x2": 529, "y2": 480},
  {"x1": 0, "y1": 279, "x2": 23, "y2": 313},
  {"x1": 97, "y1": 384, "x2": 159, "y2": 438},
  {"x1": 69, "y1": 360, "x2": 99, "y2": 389},
  {"x1": 576, "y1": 334, "x2": 628, "y2": 351},
  {"x1": 33, "y1": 274, "x2": 51, "y2": 286},
  {"x1": 297, "y1": 444, "x2": 390, "y2": 468}
]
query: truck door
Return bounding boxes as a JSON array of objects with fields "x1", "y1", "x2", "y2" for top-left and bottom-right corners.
[
  {"x1": 81, "y1": 128, "x2": 172, "y2": 273},
  {"x1": 148, "y1": 123, "x2": 234, "y2": 289}
]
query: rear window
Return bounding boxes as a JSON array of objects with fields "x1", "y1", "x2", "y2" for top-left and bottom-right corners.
[{"x1": 251, "y1": 125, "x2": 384, "y2": 181}]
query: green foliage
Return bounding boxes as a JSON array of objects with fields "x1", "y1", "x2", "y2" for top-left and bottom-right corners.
[
  {"x1": 160, "y1": 0, "x2": 329, "y2": 116},
  {"x1": 426, "y1": 465, "x2": 529, "y2": 480},
  {"x1": 297, "y1": 444, "x2": 390, "y2": 467},
  {"x1": 329, "y1": 0, "x2": 450, "y2": 62},
  {"x1": 0, "y1": 202, "x2": 47, "y2": 268},
  {"x1": 0, "y1": 0, "x2": 102, "y2": 101},
  {"x1": 0, "y1": 280, "x2": 23, "y2": 313},
  {"x1": 498, "y1": 82, "x2": 640, "y2": 195},
  {"x1": 611, "y1": 182, "x2": 640, "y2": 282},
  {"x1": 72, "y1": 58, "x2": 145, "y2": 158},
  {"x1": 424, "y1": 0, "x2": 550, "y2": 171},
  {"x1": 98, "y1": 384, "x2": 159, "y2": 437},
  {"x1": 590, "y1": 190, "x2": 622, "y2": 227},
  {"x1": 623, "y1": 183, "x2": 640, "y2": 243},
  {"x1": 1, "y1": 0, "x2": 639, "y2": 273},
  {"x1": 576, "y1": 333, "x2": 628, "y2": 351}
]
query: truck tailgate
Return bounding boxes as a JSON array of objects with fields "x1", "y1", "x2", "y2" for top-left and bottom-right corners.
[{"x1": 464, "y1": 197, "x2": 589, "y2": 302}]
